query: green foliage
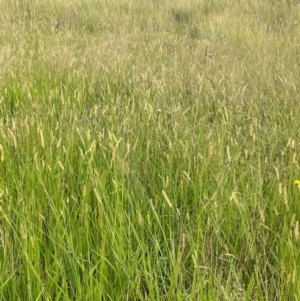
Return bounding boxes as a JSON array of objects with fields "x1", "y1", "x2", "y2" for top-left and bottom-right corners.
[{"x1": 0, "y1": 0, "x2": 300, "y2": 300}]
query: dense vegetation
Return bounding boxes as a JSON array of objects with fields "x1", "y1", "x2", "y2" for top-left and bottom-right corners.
[{"x1": 1, "y1": 0, "x2": 300, "y2": 300}]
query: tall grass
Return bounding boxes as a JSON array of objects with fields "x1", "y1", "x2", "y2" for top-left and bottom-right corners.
[{"x1": 1, "y1": 0, "x2": 300, "y2": 300}]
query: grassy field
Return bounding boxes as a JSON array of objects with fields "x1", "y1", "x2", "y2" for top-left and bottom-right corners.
[{"x1": 1, "y1": 0, "x2": 300, "y2": 300}]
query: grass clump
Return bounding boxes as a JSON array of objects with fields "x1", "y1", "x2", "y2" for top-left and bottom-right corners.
[{"x1": 1, "y1": 0, "x2": 300, "y2": 300}]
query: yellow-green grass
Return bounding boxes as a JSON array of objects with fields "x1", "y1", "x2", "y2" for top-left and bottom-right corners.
[{"x1": 1, "y1": 0, "x2": 300, "y2": 300}]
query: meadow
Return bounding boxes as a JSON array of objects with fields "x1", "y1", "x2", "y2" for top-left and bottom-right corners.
[{"x1": 1, "y1": 0, "x2": 300, "y2": 300}]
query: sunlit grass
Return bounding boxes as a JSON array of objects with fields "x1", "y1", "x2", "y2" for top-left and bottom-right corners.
[{"x1": 1, "y1": 0, "x2": 300, "y2": 300}]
